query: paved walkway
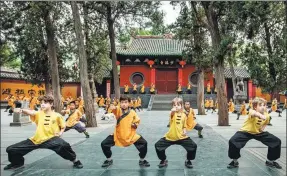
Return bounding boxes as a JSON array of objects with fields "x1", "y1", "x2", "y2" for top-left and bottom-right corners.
[{"x1": 1, "y1": 109, "x2": 286, "y2": 176}]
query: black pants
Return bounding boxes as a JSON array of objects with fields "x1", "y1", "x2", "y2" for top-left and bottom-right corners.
[
  {"x1": 101, "y1": 135, "x2": 148, "y2": 159},
  {"x1": 140, "y1": 92, "x2": 146, "y2": 94},
  {"x1": 194, "y1": 124, "x2": 203, "y2": 131},
  {"x1": 186, "y1": 90, "x2": 192, "y2": 94},
  {"x1": 155, "y1": 137, "x2": 197, "y2": 161},
  {"x1": 124, "y1": 92, "x2": 129, "y2": 94},
  {"x1": 6, "y1": 137, "x2": 77, "y2": 165},
  {"x1": 228, "y1": 131, "x2": 281, "y2": 160},
  {"x1": 150, "y1": 92, "x2": 155, "y2": 94},
  {"x1": 5, "y1": 105, "x2": 11, "y2": 111},
  {"x1": 132, "y1": 90, "x2": 137, "y2": 94}
]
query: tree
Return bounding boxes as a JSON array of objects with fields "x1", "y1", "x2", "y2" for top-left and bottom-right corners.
[
  {"x1": 91, "y1": 2, "x2": 160, "y2": 99},
  {"x1": 71, "y1": 2, "x2": 97, "y2": 127},
  {"x1": 171, "y1": 2, "x2": 212, "y2": 115}
]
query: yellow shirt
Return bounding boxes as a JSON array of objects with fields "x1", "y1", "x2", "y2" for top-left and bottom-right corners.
[
  {"x1": 133, "y1": 85, "x2": 137, "y2": 91},
  {"x1": 207, "y1": 84, "x2": 211, "y2": 92},
  {"x1": 79, "y1": 99, "x2": 84, "y2": 107},
  {"x1": 209, "y1": 100, "x2": 214, "y2": 107},
  {"x1": 185, "y1": 108, "x2": 197, "y2": 131},
  {"x1": 105, "y1": 98, "x2": 111, "y2": 105},
  {"x1": 133, "y1": 100, "x2": 138, "y2": 108},
  {"x1": 150, "y1": 85, "x2": 155, "y2": 92},
  {"x1": 7, "y1": 96, "x2": 15, "y2": 106},
  {"x1": 29, "y1": 97, "x2": 37, "y2": 110},
  {"x1": 140, "y1": 85, "x2": 145, "y2": 93},
  {"x1": 240, "y1": 111, "x2": 270, "y2": 134},
  {"x1": 77, "y1": 106, "x2": 85, "y2": 114},
  {"x1": 164, "y1": 112, "x2": 188, "y2": 141},
  {"x1": 271, "y1": 100, "x2": 277, "y2": 111},
  {"x1": 99, "y1": 98, "x2": 105, "y2": 106},
  {"x1": 205, "y1": 100, "x2": 210, "y2": 108},
  {"x1": 124, "y1": 85, "x2": 129, "y2": 92},
  {"x1": 112, "y1": 107, "x2": 141, "y2": 147},
  {"x1": 248, "y1": 100, "x2": 253, "y2": 109},
  {"x1": 187, "y1": 84, "x2": 191, "y2": 90},
  {"x1": 29, "y1": 111, "x2": 65, "y2": 144},
  {"x1": 240, "y1": 104, "x2": 247, "y2": 115},
  {"x1": 177, "y1": 86, "x2": 182, "y2": 92},
  {"x1": 284, "y1": 99, "x2": 287, "y2": 108},
  {"x1": 65, "y1": 109, "x2": 82, "y2": 127},
  {"x1": 137, "y1": 98, "x2": 142, "y2": 106},
  {"x1": 228, "y1": 101, "x2": 235, "y2": 112}
]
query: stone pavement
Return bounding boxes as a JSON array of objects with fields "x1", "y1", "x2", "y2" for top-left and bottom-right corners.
[{"x1": 1, "y1": 109, "x2": 286, "y2": 176}]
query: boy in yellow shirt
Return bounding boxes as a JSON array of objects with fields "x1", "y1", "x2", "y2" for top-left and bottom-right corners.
[
  {"x1": 186, "y1": 83, "x2": 192, "y2": 94},
  {"x1": 61, "y1": 101, "x2": 89, "y2": 138},
  {"x1": 4, "y1": 95, "x2": 83, "y2": 170},
  {"x1": 132, "y1": 83, "x2": 138, "y2": 94},
  {"x1": 100, "y1": 95, "x2": 150, "y2": 167},
  {"x1": 228, "y1": 99, "x2": 235, "y2": 113},
  {"x1": 177, "y1": 84, "x2": 183, "y2": 94},
  {"x1": 140, "y1": 84, "x2": 146, "y2": 94},
  {"x1": 124, "y1": 83, "x2": 129, "y2": 94},
  {"x1": 149, "y1": 83, "x2": 155, "y2": 94},
  {"x1": 184, "y1": 101, "x2": 203, "y2": 138},
  {"x1": 204, "y1": 98, "x2": 210, "y2": 112},
  {"x1": 227, "y1": 97, "x2": 282, "y2": 169},
  {"x1": 4, "y1": 94, "x2": 14, "y2": 115},
  {"x1": 155, "y1": 98, "x2": 197, "y2": 168}
]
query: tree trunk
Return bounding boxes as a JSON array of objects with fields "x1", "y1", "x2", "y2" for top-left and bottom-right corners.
[
  {"x1": 197, "y1": 69, "x2": 206, "y2": 115},
  {"x1": 43, "y1": 10, "x2": 61, "y2": 112},
  {"x1": 202, "y1": 2, "x2": 229, "y2": 126},
  {"x1": 106, "y1": 3, "x2": 120, "y2": 99},
  {"x1": 44, "y1": 73, "x2": 51, "y2": 95},
  {"x1": 71, "y1": 1, "x2": 97, "y2": 127},
  {"x1": 228, "y1": 57, "x2": 237, "y2": 103}
]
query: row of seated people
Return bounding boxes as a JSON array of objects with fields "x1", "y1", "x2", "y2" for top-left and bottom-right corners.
[
  {"x1": 177, "y1": 83, "x2": 216, "y2": 94},
  {"x1": 123, "y1": 83, "x2": 156, "y2": 94}
]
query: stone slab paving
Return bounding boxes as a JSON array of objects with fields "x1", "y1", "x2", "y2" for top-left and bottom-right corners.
[{"x1": 1, "y1": 109, "x2": 286, "y2": 176}]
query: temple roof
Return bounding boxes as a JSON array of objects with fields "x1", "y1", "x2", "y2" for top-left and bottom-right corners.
[
  {"x1": 224, "y1": 67, "x2": 250, "y2": 78},
  {"x1": 117, "y1": 37, "x2": 186, "y2": 56}
]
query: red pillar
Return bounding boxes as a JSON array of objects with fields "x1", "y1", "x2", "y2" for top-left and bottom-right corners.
[
  {"x1": 106, "y1": 80, "x2": 111, "y2": 97},
  {"x1": 151, "y1": 68, "x2": 155, "y2": 84},
  {"x1": 248, "y1": 80, "x2": 253, "y2": 99},
  {"x1": 178, "y1": 68, "x2": 183, "y2": 85}
]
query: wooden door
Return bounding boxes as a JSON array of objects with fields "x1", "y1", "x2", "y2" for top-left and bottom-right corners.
[{"x1": 156, "y1": 69, "x2": 177, "y2": 94}]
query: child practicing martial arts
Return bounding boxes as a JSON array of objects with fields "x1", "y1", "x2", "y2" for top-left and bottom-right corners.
[
  {"x1": 4, "y1": 95, "x2": 83, "y2": 170},
  {"x1": 61, "y1": 101, "x2": 90, "y2": 138},
  {"x1": 184, "y1": 101, "x2": 204, "y2": 138},
  {"x1": 155, "y1": 97, "x2": 197, "y2": 168},
  {"x1": 100, "y1": 95, "x2": 150, "y2": 167},
  {"x1": 227, "y1": 97, "x2": 282, "y2": 169}
]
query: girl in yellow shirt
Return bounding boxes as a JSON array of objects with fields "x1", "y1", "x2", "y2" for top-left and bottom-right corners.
[
  {"x1": 150, "y1": 83, "x2": 155, "y2": 94},
  {"x1": 155, "y1": 97, "x2": 197, "y2": 168},
  {"x1": 227, "y1": 97, "x2": 282, "y2": 169},
  {"x1": 177, "y1": 84, "x2": 183, "y2": 94}
]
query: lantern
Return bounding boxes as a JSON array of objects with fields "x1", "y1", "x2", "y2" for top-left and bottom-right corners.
[
  {"x1": 116, "y1": 60, "x2": 120, "y2": 65},
  {"x1": 147, "y1": 60, "x2": 155, "y2": 68},
  {"x1": 179, "y1": 60, "x2": 186, "y2": 68}
]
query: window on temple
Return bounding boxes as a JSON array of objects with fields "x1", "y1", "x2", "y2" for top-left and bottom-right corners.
[{"x1": 130, "y1": 72, "x2": 144, "y2": 85}]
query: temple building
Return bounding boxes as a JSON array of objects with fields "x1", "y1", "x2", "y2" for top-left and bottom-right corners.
[{"x1": 115, "y1": 35, "x2": 251, "y2": 101}]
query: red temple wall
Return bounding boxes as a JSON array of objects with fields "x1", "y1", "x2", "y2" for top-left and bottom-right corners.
[{"x1": 120, "y1": 65, "x2": 151, "y2": 86}]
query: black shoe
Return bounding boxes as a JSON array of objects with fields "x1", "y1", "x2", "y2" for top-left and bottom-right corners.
[
  {"x1": 185, "y1": 160, "x2": 193, "y2": 168},
  {"x1": 139, "y1": 160, "x2": 150, "y2": 167},
  {"x1": 266, "y1": 161, "x2": 282, "y2": 169},
  {"x1": 198, "y1": 134, "x2": 203, "y2": 138},
  {"x1": 8, "y1": 114, "x2": 12, "y2": 116},
  {"x1": 85, "y1": 134, "x2": 90, "y2": 138},
  {"x1": 3, "y1": 163, "x2": 24, "y2": 170},
  {"x1": 227, "y1": 161, "x2": 239, "y2": 168},
  {"x1": 102, "y1": 160, "x2": 113, "y2": 167},
  {"x1": 167, "y1": 124, "x2": 170, "y2": 128},
  {"x1": 158, "y1": 160, "x2": 168, "y2": 168},
  {"x1": 73, "y1": 160, "x2": 83, "y2": 169},
  {"x1": 267, "y1": 123, "x2": 272, "y2": 126},
  {"x1": 279, "y1": 115, "x2": 282, "y2": 117}
]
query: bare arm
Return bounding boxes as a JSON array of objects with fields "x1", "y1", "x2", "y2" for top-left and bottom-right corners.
[
  {"x1": 17, "y1": 108, "x2": 36, "y2": 116},
  {"x1": 249, "y1": 110, "x2": 266, "y2": 120}
]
